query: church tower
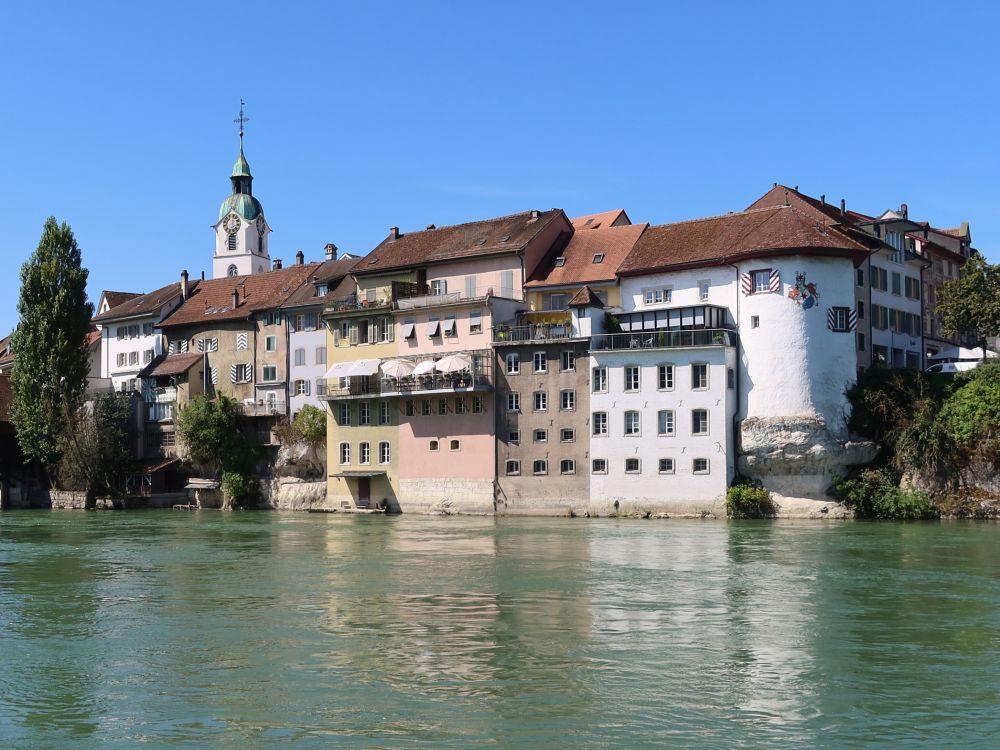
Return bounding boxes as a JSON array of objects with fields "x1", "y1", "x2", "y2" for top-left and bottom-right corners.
[{"x1": 213, "y1": 102, "x2": 271, "y2": 279}]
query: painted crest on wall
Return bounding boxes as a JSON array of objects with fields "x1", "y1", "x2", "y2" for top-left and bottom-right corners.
[{"x1": 787, "y1": 272, "x2": 820, "y2": 309}]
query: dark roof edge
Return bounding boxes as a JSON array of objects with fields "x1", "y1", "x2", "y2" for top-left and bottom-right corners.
[{"x1": 617, "y1": 246, "x2": 869, "y2": 277}]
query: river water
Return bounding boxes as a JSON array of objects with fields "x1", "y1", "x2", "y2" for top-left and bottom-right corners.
[{"x1": 0, "y1": 513, "x2": 997, "y2": 749}]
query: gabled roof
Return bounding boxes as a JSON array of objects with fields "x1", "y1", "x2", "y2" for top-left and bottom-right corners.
[
  {"x1": 138, "y1": 352, "x2": 203, "y2": 378},
  {"x1": 102, "y1": 291, "x2": 142, "y2": 310},
  {"x1": 282, "y1": 256, "x2": 363, "y2": 309},
  {"x1": 617, "y1": 204, "x2": 868, "y2": 276},
  {"x1": 526, "y1": 223, "x2": 648, "y2": 288},
  {"x1": 158, "y1": 264, "x2": 319, "y2": 329},
  {"x1": 747, "y1": 185, "x2": 884, "y2": 251},
  {"x1": 570, "y1": 209, "x2": 630, "y2": 230},
  {"x1": 568, "y1": 285, "x2": 605, "y2": 308},
  {"x1": 354, "y1": 209, "x2": 565, "y2": 275},
  {"x1": 93, "y1": 281, "x2": 195, "y2": 323}
]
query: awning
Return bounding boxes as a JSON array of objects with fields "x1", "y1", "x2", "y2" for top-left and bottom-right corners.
[
  {"x1": 442, "y1": 317, "x2": 457, "y2": 335},
  {"x1": 331, "y1": 470, "x2": 387, "y2": 478},
  {"x1": 325, "y1": 361, "x2": 354, "y2": 378},
  {"x1": 413, "y1": 360, "x2": 437, "y2": 376},
  {"x1": 346, "y1": 358, "x2": 381, "y2": 377},
  {"x1": 426, "y1": 319, "x2": 441, "y2": 336},
  {"x1": 435, "y1": 353, "x2": 472, "y2": 373},
  {"x1": 402, "y1": 322, "x2": 416, "y2": 339}
]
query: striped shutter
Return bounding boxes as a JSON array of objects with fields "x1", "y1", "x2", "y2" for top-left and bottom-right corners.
[
  {"x1": 168, "y1": 341, "x2": 176, "y2": 354},
  {"x1": 236, "y1": 332, "x2": 248, "y2": 350},
  {"x1": 209, "y1": 338, "x2": 218, "y2": 352},
  {"x1": 179, "y1": 340, "x2": 188, "y2": 353},
  {"x1": 210, "y1": 367, "x2": 218, "y2": 385},
  {"x1": 740, "y1": 272, "x2": 752, "y2": 296},
  {"x1": 768, "y1": 269, "x2": 780, "y2": 293},
  {"x1": 230, "y1": 364, "x2": 238, "y2": 383},
  {"x1": 197, "y1": 339, "x2": 205, "y2": 352},
  {"x1": 827, "y1": 308, "x2": 837, "y2": 330},
  {"x1": 849, "y1": 309, "x2": 858, "y2": 331}
]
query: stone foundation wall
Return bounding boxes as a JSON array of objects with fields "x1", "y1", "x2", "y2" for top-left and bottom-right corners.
[
  {"x1": 398, "y1": 478, "x2": 495, "y2": 514},
  {"x1": 266, "y1": 477, "x2": 330, "y2": 511}
]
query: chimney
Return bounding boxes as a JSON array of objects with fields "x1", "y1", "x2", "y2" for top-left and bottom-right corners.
[
  {"x1": 389, "y1": 226, "x2": 399, "y2": 240},
  {"x1": 840, "y1": 198, "x2": 846, "y2": 215},
  {"x1": 324, "y1": 243, "x2": 337, "y2": 261},
  {"x1": 425, "y1": 223, "x2": 436, "y2": 230},
  {"x1": 820, "y1": 194, "x2": 826, "y2": 205},
  {"x1": 793, "y1": 185, "x2": 799, "y2": 192},
  {"x1": 201, "y1": 270, "x2": 205, "y2": 280},
  {"x1": 530, "y1": 210, "x2": 540, "y2": 220},
  {"x1": 273, "y1": 258, "x2": 282, "y2": 270},
  {"x1": 180, "y1": 269, "x2": 189, "y2": 300},
  {"x1": 900, "y1": 203, "x2": 908, "y2": 219},
  {"x1": 232, "y1": 289, "x2": 239, "y2": 308},
  {"x1": 295, "y1": 250, "x2": 304, "y2": 265}
]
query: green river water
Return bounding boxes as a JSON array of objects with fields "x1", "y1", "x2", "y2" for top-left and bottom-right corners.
[{"x1": 0, "y1": 512, "x2": 998, "y2": 749}]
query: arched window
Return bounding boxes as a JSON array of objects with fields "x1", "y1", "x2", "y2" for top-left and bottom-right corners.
[{"x1": 227, "y1": 264, "x2": 238, "y2": 277}]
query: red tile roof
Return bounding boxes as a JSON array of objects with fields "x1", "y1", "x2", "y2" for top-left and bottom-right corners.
[
  {"x1": 93, "y1": 281, "x2": 194, "y2": 322},
  {"x1": 354, "y1": 210, "x2": 565, "y2": 275},
  {"x1": 617, "y1": 204, "x2": 868, "y2": 276},
  {"x1": 158, "y1": 264, "x2": 319, "y2": 329},
  {"x1": 567, "y1": 285, "x2": 605, "y2": 308},
  {"x1": 282, "y1": 256, "x2": 363, "y2": 308},
  {"x1": 526, "y1": 223, "x2": 648, "y2": 288},
  {"x1": 570, "y1": 209, "x2": 630, "y2": 230},
  {"x1": 138, "y1": 352, "x2": 203, "y2": 378},
  {"x1": 102, "y1": 291, "x2": 142, "y2": 309}
]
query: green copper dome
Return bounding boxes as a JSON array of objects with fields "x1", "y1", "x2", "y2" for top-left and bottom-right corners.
[
  {"x1": 232, "y1": 149, "x2": 252, "y2": 178},
  {"x1": 218, "y1": 193, "x2": 263, "y2": 221}
]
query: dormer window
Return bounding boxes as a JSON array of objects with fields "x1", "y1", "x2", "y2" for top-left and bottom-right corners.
[
  {"x1": 592, "y1": 253, "x2": 605, "y2": 264},
  {"x1": 554, "y1": 257, "x2": 566, "y2": 267},
  {"x1": 315, "y1": 283, "x2": 328, "y2": 297}
]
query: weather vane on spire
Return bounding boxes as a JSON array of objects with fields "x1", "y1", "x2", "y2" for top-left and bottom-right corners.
[{"x1": 234, "y1": 99, "x2": 249, "y2": 148}]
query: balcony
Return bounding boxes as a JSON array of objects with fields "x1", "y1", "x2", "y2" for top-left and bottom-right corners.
[
  {"x1": 395, "y1": 283, "x2": 519, "y2": 311},
  {"x1": 325, "y1": 281, "x2": 426, "y2": 316},
  {"x1": 235, "y1": 399, "x2": 288, "y2": 417},
  {"x1": 144, "y1": 386, "x2": 177, "y2": 403},
  {"x1": 323, "y1": 350, "x2": 494, "y2": 399},
  {"x1": 492, "y1": 323, "x2": 576, "y2": 344},
  {"x1": 590, "y1": 329, "x2": 737, "y2": 351}
]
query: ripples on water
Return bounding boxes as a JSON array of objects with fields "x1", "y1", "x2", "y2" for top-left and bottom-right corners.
[{"x1": 0, "y1": 513, "x2": 998, "y2": 748}]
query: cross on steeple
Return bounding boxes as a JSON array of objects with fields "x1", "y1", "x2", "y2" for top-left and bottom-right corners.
[{"x1": 234, "y1": 99, "x2": 249, "y2": 147}]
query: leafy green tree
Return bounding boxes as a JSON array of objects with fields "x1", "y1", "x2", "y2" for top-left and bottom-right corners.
[
  {"x1": 176, "y1": 394, "x2": 239, "y2": 474},
  {"x1": 10, "y1": 217, "x2": 93, "y2": 476},
  {"x1": 937, "y1": 254, "x2": 1000, "y2": 361},
  {"x1": 57, "y1": 393, "x2": 135, "y2": 495},
  {"x1": 291, "y1": 404, "x2": 327, "y2": 446}
]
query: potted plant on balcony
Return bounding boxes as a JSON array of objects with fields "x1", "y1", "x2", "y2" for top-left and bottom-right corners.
[{"x1": 713, "y1": 332, "x2": 727, "y2": 345}]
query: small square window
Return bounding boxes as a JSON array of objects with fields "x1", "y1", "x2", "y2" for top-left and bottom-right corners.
[
  {"x1": 509, "y1": 429, "x2": 520, "y2": 444},
  {"x1": 450, "y1": 439, "x2": 460, "y2": 451},
  {"x1": 560, "y1": 428, "x2": 575, "y2": 442},
  {"x1": 625, "y1": 457, "x2": 641, "y2": 474},
  {"x1": 592, "y1": 253, "x2": 605, "y2": 263},
  {"x1": 658, "y1": 458, "x2": 675, "y2": 474},
  {"x1": 429, "y1": 440, "x2": 439, "y2": 452},
  {"x1": 505, "y1": 460, "x2": 520, "y2": 475},
  {"x1": 693, "y1": 458, "x2": 709, "y2": 474},
  {"x1": 554, "y1": 257, "x2": 566, "y2": 267},
  {"x1": 532, "y1": 460, "x2": 548, "y2": 475},
  {"x1": 592, "y1": 458, "x2": 608, "y2": 474},
  {"x1": 559, "y1": 459, "x2": 576, "y2": 475},
  {"x1": 750, "y1": 316, "x2": 760, "y2": 328},
  {"x1": 533, "y1": 428, "x2": 548, "y2": 443}
]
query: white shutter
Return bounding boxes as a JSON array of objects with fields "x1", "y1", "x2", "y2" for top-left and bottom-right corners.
[{"x1": 305, "y1": 380, "x2": 311, "y2": 396}]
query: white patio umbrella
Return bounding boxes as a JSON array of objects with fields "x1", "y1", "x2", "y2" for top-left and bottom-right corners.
[
  {"x1": 380, "y1": 359, "x2": 416, "y2": 378},
  {"x1": 413, "y1": 360, "x2": 438, "y2": 376},
  {"x1": 435, "y1": 353, "x2": 473, "y2": 373}
]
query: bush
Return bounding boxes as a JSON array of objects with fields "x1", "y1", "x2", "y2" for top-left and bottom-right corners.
[
  {"x1": 939, "y1": 362, "x2": 1000, "y2": 467},
  {"x1": 834, "y1": 469, "x2": 938, "y2": 520},
  {"x1": 726, "y1": 480, "x2": 777, "y2": 518}
]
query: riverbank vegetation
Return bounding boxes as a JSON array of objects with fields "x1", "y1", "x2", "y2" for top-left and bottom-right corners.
[{"x1": 725, "y1": 479, "x2": 776, "y2": 518}]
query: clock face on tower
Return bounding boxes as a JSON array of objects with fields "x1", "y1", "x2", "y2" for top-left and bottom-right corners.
[
  {"x1": 224, "y1": 214, "x2": 241, "y2": 235},
  {"x1": 256, "y1": 216, "x2": 266, "y2": 236}
]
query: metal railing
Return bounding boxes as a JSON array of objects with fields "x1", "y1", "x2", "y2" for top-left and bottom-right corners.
[
  {"x1": 143, "y1": 386, "x2": 177, "y2": 403},
  {"x1": 590, "y1": 329, "x2": 737, "y2": 351},
  {"x1": 492, "y1": 323, "x2": 575, "y2": 343},
  {"x1": 234, "y1": 400, "x2": 288, "y2": 417}
]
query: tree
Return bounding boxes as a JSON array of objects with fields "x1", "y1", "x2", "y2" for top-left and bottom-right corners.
[
  {"x1": 10, "y1": 217, "x2": 93, "y2": 476},
  {"x1": 937, "y1": 254, "x2": 1000, "y2": 361},
  {"x1": 57, "y1": 393, "x2": 135, "y2": 495},
  {"x1": 176, "y1": 394, "x2": 240, "y2": 474}
]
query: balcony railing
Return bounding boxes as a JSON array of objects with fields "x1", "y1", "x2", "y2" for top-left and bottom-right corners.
[
  {"x1": 325, "y1": 281, "x2": 427, "y2": 315},
  {"x1": 492, "y1": 323, "x2": 575, "y2": 343},
  {"x1": 396, "y1": 284, "x2": 522, "y2": 310},
  {"x1": 235, "y1": 400, "x2": 288, "y2": 417},
  {"x1": 143, "y1": 386, "x2": 177, "y2": 403},
  {"x1": 590, "y1": 329, "x2": 737, "y2": 351}
]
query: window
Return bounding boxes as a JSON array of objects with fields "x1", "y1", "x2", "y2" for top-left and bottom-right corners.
[
  {"x1": 421, "y1": 399, "x2": 432, "y2": 416},
  {"x1": 857, "y1": 332, "x2": 866, "y2": 351},
  {"x1": 357, "y1": 402, "x2": 371, "y2": 426},
  {"x1": 469, "y1": 310, "x2": 483, "y2": 334},
  {"x1": 624, "y1": 410, "x2": 641, "y2": 436},
  {"x1": 338, "y1": 403, "x2": 351, "y2": 425},
  {"x1": 455, "y1": 397, "x2": 466, "y2": 414},
  {"x1": 657, "y1": 364, "x2": 674, "y2": 390},
  {"x1": 232, "y1": 363, "x2": 252, "y2": 384},
  {"x1": 891, "y1": 272, "x2": 902, "y2": 296},
  {"x1": 294, "y1": 348, "x2": 306, "y2": 366},
  {"x1": 533, "y1": 429, "x2": 548, "y2": 443},
  {"x1": 142, "y1": 322, "x2": 154, "y2": 335},
  {"x1": 699, "y1": 280, "x2": 711, "y2": 300},
  {"x1": 506, "y1": 353, "x2": 520, "y2": 374},
  {"x1": 426, "y1": 318, "x2": 440, "y2": 337},
  {"x1": 857, "y1": 301, "x2": 865, "y2": 320},
  {"x1": 438, "y1": 398, "x2": 448, "y2": 415},
  {"x1": 643, "y1": 288, "x2": 672, "y2": 305},
  {"x1": 196, "y1": 337, "x2": 217, "y2": 353},
  {"x1": 265, "y1": 335, "x2": 277, "y2": 352},
  {"x1": 593, "y1": 253, "x2": 605, "y2": 263},
  {"x1": 560, "y1": 459, "x2": 576, "y2": 475},
  {"x1": 450, "y1": 439, "x2": 460, "y2": 451},
  {"x1": 379, "y1": 441, "x2": 390, "y2": 464},
  {"x1": 829, "y1": 306, "x2": 851, "y2": 332},
  {"x1": 548, "y1": 293, "x2": 568, "y2": 311},
  {"x1": 404, "y1": 400, "x2": 415, "y2": 416},
  {"x1": 129, "y1": 351, "x2": 139, "y2": 366},
  {"x1": 359, "y1": 442, "x2": 371, "y2": 465},
  {"x1": 727, "y1": 368, "x2": 735, "y2": 389},
  {"x1": 904, "y1": 276, "x2": 921, "y2": 300},
  {"x1": 376, "y1": 317, "x2": 393, "y2": 343},
  {"x1": 116, "y1": 353, "x2": 126, "y2": 367},
  {"x1": 856, "y1": 268, "x2": 865, "y2": 287},
  {"x1": 533, "y1": 391, "x2": 547, "y2": 411},
  {"x1": 379, "y1": 401, "x2": 391, "y2": 425},
  {"x1": 443, "y1": 315, "x2": 457, "y2": 337},
  {"x1": 592, "y1": 366, "x2": 607, "y2": 393},
  {"x1": 264, "y1": 311, "x2": 281, "y2": 326},
  {"x1": 532, "y1": 460, "x2": 548, "y2": 475},
  {"x1": 592, "y1": 412, "x2": 608, "y2": 436},
  {"x1": 505, "y1": 460, "x2": 521, "y2": 475},
  {"x1": 560, "y1": 390, "x2": 575, "y2": 411},
  {"x1": 472, "y1": 396, "x2": 483, "y2": 413},
  {"x1": 533, "y1": 351, "x2": 547, "y2": 373},
  {"x1": 560, "y1": 350, "x2": 576, "y2": 371},
  {"x1": 316, "y1": 378, "x2": 327, "y2": 396},
  {"x1": 751, "y1": 270, "x2": 771, "y2": 293},
  {"x1": 500, "y1": 270, "x2": 514, "y2": 298},
  {"x1": 507, "y1": 392, "x2": 520, "y2": 412},
  {"x1": 872, "y1": 304, "x2": 888, "y2": 330},
  {"x1": 430, "y1": 279, "x2": 448, "y2": 295},
  {"x1": 429, "y1": 440, "x2": 439, "y2": 451},
  {"x1": 144, "y1": 349, "x2": 154, "y2": 364},
  {"x1": 871, "y1": 266, "x2": 888, "y2": 291},
  {"x1": 339, "y1": 442, "x2": 351, "y2": 465},
  {"x1": 592, "y1": 458, "x2": 608, "y2": 474},
  {"x1": 560, "y1": 428, "x2": 575, "y2": 442},
  {"x1": 338, "y1": 321, "x2": 350, "y2": 344},
  {"x1": 294, "y1": 379, "x2": 308, "y2": 395},
  {"x1": 357, "y1": 319, "x2": 370, "y2": 344},
  {"x1": 509, "y1": 429, "x2": 520, "y2": 443},
  {"x1": 553, "y1": 257, "x2": 566, "y2": 268},
  {"x1": 693, "y1": 458, "x2": 710, "y2": 474},
  {"x1": 658, "y1": 458, "x2": 675, "y2": 474},
  {"x1": 625, "y1": 458, "x2": 641, "y2": 474},
  {"x1": 692, "y1": 363, "x2": 708, "y2": 390},
  {"x1": 262, "y1": 365, "x2": 277, "y2": 382},
  {"x1": 751, "y1": 315, "x2": 760, "y2": 328},
  {"x1": 692, "y1": 409, "x2": 709, "y2": 435},
  {"x1": 657, "y1": 410, "x2": 675, "y2": 436},
  {"x1": 624, "y1": 365, "x2": 640, "y2": 392}
]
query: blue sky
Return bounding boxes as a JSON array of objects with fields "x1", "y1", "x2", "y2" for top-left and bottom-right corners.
[{"x1": 2, "y1": 1, "x2": 998, "y2": 334}]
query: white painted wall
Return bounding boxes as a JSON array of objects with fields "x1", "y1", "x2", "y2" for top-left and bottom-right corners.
[
  {"x1": 100, "y1": 316, "x2": 167, "y2": 392},
  {"x1": 288, "y1": 307, "x2": 327, "y2": 415},
  {"x1": 619, "y1": 266, "x2": 738, "y2": 314},
  {"x1": 212, "y1": 213, "x2": 270, "y2": 279}
]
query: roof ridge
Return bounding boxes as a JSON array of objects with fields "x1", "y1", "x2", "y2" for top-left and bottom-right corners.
[
  {"x1": 647, "y1": 204, "x2": 785, "y2": 231},
  {"x1": 400, "y1": 208, "x2": 556, "y2": 235}
]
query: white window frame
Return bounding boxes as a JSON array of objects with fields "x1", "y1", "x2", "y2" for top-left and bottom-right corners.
[
  {"x1": 625, "y1": 457, "x2": 641, "y2": 474},
  {"x1": 592, "y1": 366, "x2": 607, "y2": 393},
  {"x1": 560, "y1": 389, "x2": 575, "y2": 411},
  {"x1": 559, "y1": 459, "x2": 576, "y2": 475},
  {"x1": 533, "y1": 391, "x2": 547, "y2": 412},
  {"x1": 339, "y1": 442, "x2": 351, "y2": 465},
  {"x1": 532, "y1": 459, "x2": 548, "y2": 476},
  {"x1": 591, "y1": 458, "x2": 608, "y2": 474},
  {"x1": 657, "y1": 409, "x2": 675, "y2": 437},
  {"x1": 692, "y1": 408, "x2": 709, "y2": 436},
  {"x1": 560, "y1": 350, "x2": 576, "y2": 372},
  {"x1": 657, "y1": 364, "x2": 674, "y2": 391},
  {"x1": 624, "y1": 365, "x2": 640, "y2": 392},
  {"x1": 507, "y1": 392, "x2": 520, "y2": 412},
  {"x1": 658, "y1": 458, "x2": 675, "y2": 475},
  {"x1": 560, "y1": 428, "x2": 575, "y2": 443},
  {"x1": 592, "y1": 411, "x2": 608, "y2": 436},
  {"x1": 692, "y1": 363, "x2": 708, "y2": 390},
  {"x1": 533, "y1": 351, "x2": 547, "y2": 373},
  {"x1": 505, "y1": 460, "x2": 521, "y2": 476},
  {"x1": 359, "y1": 442, "x2": 371, "y2": 465},
  {"x1": 693, "y1": 458, "x2": 710, "y2": 474},
  {"x1": 624, "y1": 410, "x2": 641, "y2": 436},
  {"x1": 506, "y1": 352, "x2": 520, "y2": 375},
  {"x1": 379, "y1": 441, "x2": 391, "y2": 464}
]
